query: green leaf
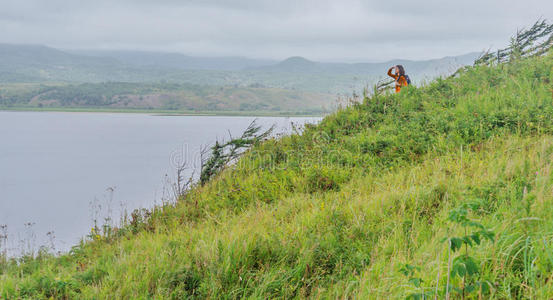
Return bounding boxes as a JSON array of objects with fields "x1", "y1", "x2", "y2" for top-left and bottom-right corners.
[
  {"x1": 406, "y1": 294, "x2": 422, "y2": 300},
  {"x1": 451, "y1": 259, "x2": 466, "y2": 277},
  {"x1": 448, "y1": 208, "x2": 468, "y2": 223},
  {"x1": 467, "y1": 221, "x2": 484, "y2": 229},
  {"x1": 399, "y1": 264, "x2": 419, "y2": 277},
  {"x1": 464, "y1": 256, "x2": 479, "y2": 276},
  {"x1": 462, "y1": 236, "x2": 473, "y2": 247},
  {"x1": 450, "y1": 238, "x2": 463, "y2": 252},
  {"x1": 479, "y1": 229, "x2": 495, "y2": 242},
  {"x1": 471, "y1": 233, "x2": 481, "y2": 245},
  {"x1": 477, "y1": 280, "x2": 492, "y2": 294},
  {"x1": 465, "y1": 284, "x2": 476, "y2": 293},
  {"x1": 408, "y1": 277, "x2": 422, "y2": 288},
  {"x1": 466, "y1": 200, "x2": 482, "y2": 211}
]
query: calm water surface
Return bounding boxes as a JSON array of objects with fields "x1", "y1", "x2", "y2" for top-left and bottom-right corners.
[{"x1": 0, "y1": 111, "x2": 320, "y2": 254}]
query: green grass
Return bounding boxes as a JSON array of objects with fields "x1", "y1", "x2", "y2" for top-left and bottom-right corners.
[{"x1": 1, "y1": 51, "x2": 552, "y2": 299}]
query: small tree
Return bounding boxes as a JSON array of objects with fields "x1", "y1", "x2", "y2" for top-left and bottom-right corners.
[
  {"x1": 399, "y1": 264, "x2": 432, "y2": 300},
  {"x1": 400, "y1": 201, "x2": 495, "y2": 299},
  {"x1": 200, "y1": 120, "x2": 273, "y2": 185},
  {"x1": 475, "y1": 19, "x2": 553, "y2": 66},
  {"x1": 443, "y1": 201, "x2": 494, "y2": 299}
]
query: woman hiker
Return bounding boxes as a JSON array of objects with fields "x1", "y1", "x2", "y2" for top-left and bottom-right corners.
[{"x1": 387, "y1": 65, "x2": 410, "y2": 93}]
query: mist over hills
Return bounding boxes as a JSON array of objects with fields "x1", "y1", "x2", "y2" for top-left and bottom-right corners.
[
  {"x1": 0, "y1": 43, "x2": 480, "y2": 113},
  {"x1": 69, "y1": 50, "x2": 278, "y2": 71},
  {"x1": 0, "y1": 44, "x2": 479, "y2": 85},
  {"x1": 0, "y1": 44, "x2": 117, "y2": 68},
  {"x1": 256, "y1": 53, "x2": 480, "y2": 77},
  {"x1": 68, "y1": 50, "x2": 479, "y2": 76},
  {"x1": 0, "y1": 44, "x2": 157, "y2": 83}
]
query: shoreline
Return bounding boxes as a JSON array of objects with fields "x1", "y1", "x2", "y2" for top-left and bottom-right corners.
[{"x1": 0, "y1": 106, "x2": 326, "y2": 117}]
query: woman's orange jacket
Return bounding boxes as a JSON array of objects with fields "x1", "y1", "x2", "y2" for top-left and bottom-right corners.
[{"x1": 387, "y1": 67, "x2": 408, "y2": 93}]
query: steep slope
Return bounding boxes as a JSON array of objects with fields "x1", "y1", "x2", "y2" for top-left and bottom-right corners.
[{"x1": 1, "y1": 52, "x2": 552, "y2": 299}]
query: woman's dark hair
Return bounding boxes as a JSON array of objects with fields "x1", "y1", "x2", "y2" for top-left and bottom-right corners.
[{"x1": 396, "y1": 65, "x2": 405, "y2": 76}]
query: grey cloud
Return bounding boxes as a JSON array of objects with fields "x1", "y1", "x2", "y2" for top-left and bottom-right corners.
[{"x1": 0, "y1": 0, "x2": 551, "y2": 61}]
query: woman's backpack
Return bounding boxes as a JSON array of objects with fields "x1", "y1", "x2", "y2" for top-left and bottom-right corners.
[{"x1": 403, "y1": 75, "x2": 411, "y2": 85}]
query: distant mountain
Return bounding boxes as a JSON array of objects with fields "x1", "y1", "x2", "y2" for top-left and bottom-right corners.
[
  {"x1": 377, "y1": 52, "x2": 482, "y2": 79},
  {"x1": 0, "y1": 44, "x2": 123, "y2": 70},
  {"x1": 273, "y1": 56, "x2": 318, "y2": 71},
  {"x1": 0, "y1": 44, "x2": 484, "y2": 112},
  {"x1": 0, "y1": 43, "x2": 481, "y2": 95},
  {"x1": 0, "y1": 44, "x2": 154, "y2": 82},
  {"x1": 235, "y1": 52, "x2": 480, "y2": 94},
  {"x1": 253, "y1": 52, "x2": 481, "y2": 79},
  {"x1": 69, "y1": 50, "x2": 277, "y2": 71}
]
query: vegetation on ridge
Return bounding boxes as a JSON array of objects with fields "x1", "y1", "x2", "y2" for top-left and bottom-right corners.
[
  {"x1": 0, "y1": 44, "x2": 479, "y2": 114},
  {"x1": 1, "y1": 43, "x2": 553, "y2": 298},
  {"x1": 0, "y1": 82, "x2": 334, "y2": 114}
]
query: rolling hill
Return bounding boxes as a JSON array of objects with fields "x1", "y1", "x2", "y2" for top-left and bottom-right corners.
[
  {"x1": 1, "y1": 46, "x2": 552, "y2": 298},
  {"x1": 0, "y1": 44, "x2": 481, "y2": 113},
  {"x1": 0, "y1": 44, "x2": 478, "y2": 89},
  {"x1": 70, "y1": 50, "x2": 277, "y2": 71},
  {"x1": 254, "y1": 52, "x2": 479, "y2": 76}
]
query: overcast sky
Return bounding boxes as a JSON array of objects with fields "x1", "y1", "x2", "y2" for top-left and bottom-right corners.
[{"x1": 1, "y1": 0, "x2": 552, "y2": 62}]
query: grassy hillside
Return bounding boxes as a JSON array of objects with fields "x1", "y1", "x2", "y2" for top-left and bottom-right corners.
[{"x1": 1, "y1": 51, "x2": 552, "y2": 299}]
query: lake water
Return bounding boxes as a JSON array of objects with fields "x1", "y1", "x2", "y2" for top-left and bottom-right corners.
[{"x1": 0, "y1": 111, "x2": 320, "y2": 255}]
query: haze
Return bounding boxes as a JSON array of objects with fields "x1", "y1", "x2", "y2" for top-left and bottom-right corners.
[{"x1": 1, "y1": 0, "x2": 552, "y2": 62}]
